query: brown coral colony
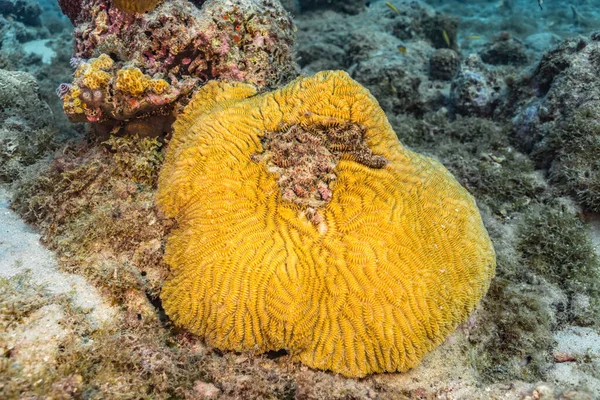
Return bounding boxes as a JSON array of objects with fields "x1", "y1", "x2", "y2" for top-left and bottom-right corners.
[{"x1": 253, "y1": 121, "x2": 388, "y2": 222}]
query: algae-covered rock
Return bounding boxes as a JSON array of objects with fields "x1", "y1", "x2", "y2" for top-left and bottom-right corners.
[
  {"x1": 518, "y1": 205, "x2": 600, "y2": 301},
  {"x1": 0, "y1": 0, "x2": 42, "y2": 26},
  {"x1": 479, "y1": 32, "x2": 529, "y2": 66},
  {"x1": 543, "y1": 106, "x2": 600, "y2": 213},
  {"x1": 429, "y1": 48, "x2": 460, "y2": 80},
  {"x1": 0, "y1": 69, "x2": 55, "y2": 180},
  {"x1": 298, "y1": 0, "x2": 365, "y2": 15},
  {"x1": 450, "y1": 54, "x2": 505, "y2": 118},
  {"x1": 11, "y1": 134, "x2": 168, "y2": 300},
  {"x1": 296, "y1": 1, "x2": 450, "y2": 117},
  {"x1": 512, "y1": 36, "x2": 600, "y2": 212},
  {"x1": 59, "y1": 0, "x2": 298, "y2": 127}
]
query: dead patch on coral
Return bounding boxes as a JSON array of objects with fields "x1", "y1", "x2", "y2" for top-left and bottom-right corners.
[{"x1": 252, "y1": 121, "x2": 387, "y2": 223}]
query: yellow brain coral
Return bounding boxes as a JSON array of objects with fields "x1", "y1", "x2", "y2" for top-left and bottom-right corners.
[{"x1": 157, "y1": 71, "x2": 496, "y2": 377}]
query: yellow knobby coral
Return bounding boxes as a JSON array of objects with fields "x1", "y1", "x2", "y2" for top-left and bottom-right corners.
[
  {"x1": 147, "y1": 79, "x2": 169, "y2": 94},
  {"x1": 62, "y1": 86, "x2": 84, "y2": 115},
  {"x1": 72, "y1": 55, "x2": 114, "y2": 89},
  {"x1": 157, "y1": 71, "x2": 496, "y2": 377},
  {"x1": 82, "y1": 68, "x2": 111, "y2": 90},
  {"x1": 115, "y1": 67, "x2": 169, "y2": 96},
  {"x1": 89, "y1": 53, "x2": 114, "y2": 71},
  {"x1": 115, "y1": 68, "x2": 147, "y2": 96}
]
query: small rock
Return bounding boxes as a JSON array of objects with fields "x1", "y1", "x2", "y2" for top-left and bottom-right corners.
[
  {"x1": 450, "y1": 56, "x2": 503, "y2": 117},
  {"x1": 429, "y1": 48, "x2": 460, "y2": 80},
  {"x1": 480, "y1": 32, "x2": 528, "y2": 66},
  {"x1": 192, "y1": 381, "x2": 221, "y2": 400}
]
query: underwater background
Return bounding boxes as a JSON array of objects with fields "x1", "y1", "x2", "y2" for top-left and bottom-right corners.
[{"x1": 1, "y1": 0, "x2": 600, "y2": 398}]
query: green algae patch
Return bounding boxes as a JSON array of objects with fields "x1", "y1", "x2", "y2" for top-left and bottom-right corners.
[
  {"x1": 539, "y1": 107, "x2": 600, "y2": 213},
  {"x1": 392, "y1": 114, "x2": 545, "y2": 216},
  {"x1": 518, "y1": 205, "x2": 600, "y2": 319},
  {"x1": 11, "y1": 135, "x2": 168, "y2": 302},
  {"x1": 470, "y1": 278, "x2": 555, "y2": 382}
]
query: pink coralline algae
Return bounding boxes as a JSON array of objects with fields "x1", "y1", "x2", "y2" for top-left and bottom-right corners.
[{"x1": 59, "y1": 0, "x2": 297, "y2": 125}]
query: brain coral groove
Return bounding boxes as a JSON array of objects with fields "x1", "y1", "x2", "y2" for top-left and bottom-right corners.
[{"x1": 157, "y1": 71, "x2": 496, "y2": 377}]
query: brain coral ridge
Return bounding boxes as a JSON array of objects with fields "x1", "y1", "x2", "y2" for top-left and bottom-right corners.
[{"x1": 157, "y1": 71, "x2": 496, "y2": 377}]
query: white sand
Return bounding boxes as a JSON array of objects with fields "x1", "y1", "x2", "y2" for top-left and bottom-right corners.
[
  {"x1": 21, "y1": 39, "x2": 57, "y2": 65},
  {"x1": 0, "y1": 185, "x2": 115, "y2": 326},
  {"x1": 0, "y1": 185, "x2": 115, "y2": 377},
  {"x1": 548, "y1": 327, "x2": 600, "y2": 397}
]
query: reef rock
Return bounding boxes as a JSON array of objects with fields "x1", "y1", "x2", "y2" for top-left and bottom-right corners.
[
  {"x1": 479, "y1": 32, "x2": 528, "y2": 66},
  {"x1": 0, "y1": 0, "x2": 42, "y2": 26},
  {"x1": 296, "y1": 2, "x2": 462, "y2": 117},
  {"x1": 0, "y1": 0, "x2": 56, "y2": 71},
  {"x1": 0, "y1": 69, "x2": 55, "y2": 180},
  {"x1": 298, "y1": 0, "x2": 365, "y2": 15},
  {"x1": 429, "y1": 48, "x2": 460, "y2": 81},
  {"x1": 450, "y1": 54, "x2": 504, "y2": 118},
  {"x1": 512, "y1": 35, "x2": 600, "y2": 212},
  {"x1": 58, "y1": 0, "x2": 297, "y2": 125}
]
